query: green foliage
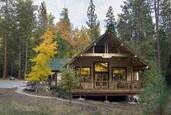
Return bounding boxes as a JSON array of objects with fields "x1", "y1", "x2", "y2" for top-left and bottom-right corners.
[
  {"x1": 54, "y1": 33, "x2": 71, "y2": 58},
  {"x1": 0, "y1": 0, "x2": 36, "y2": 78},
  {"x1": 55, "y1": 8, "x2": 72, "y2": 46},
  {"x1": 86, "y1": 0, "x2": 100, "y2": 40},
  {"x1": 117, "y1": 0, "x2": 155, "y2": 59},
  {"x1": 60, "y1": 67, "x2": 79, "y2": 91},
  {"x1": 140, "y1": 62, "x2": 169, "y2": 114},
  {"x1": 37, "y1": 1, "x2": 48, "y2": 35},
  {"x1": 166, "y1": 55, "x2": 171, "y2": 87},
  {"x1": 60, "y1": 67, "x2": 79, "y2": 104},
  {"x1": 51, "y1": 86, "x2": 69, "y2": 99},
  {"x1": 105, "y1": 6, "x2": 117, "y2": 34},
  {"x1": 160, "y1": 0, "x2": 171, "y2": 72}
]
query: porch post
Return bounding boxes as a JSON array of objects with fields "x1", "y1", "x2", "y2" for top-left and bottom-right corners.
[{"x1": 130, "y1": 58, "x2": 133, "y2": 90}]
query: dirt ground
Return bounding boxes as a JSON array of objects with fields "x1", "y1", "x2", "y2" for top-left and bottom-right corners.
[{"x1": 0, "y1": 88, "x2": 144, "y2": 115}]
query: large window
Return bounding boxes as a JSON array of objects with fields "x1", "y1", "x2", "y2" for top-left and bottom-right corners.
[
  {"x1": 112, "y1": 67, "x2": 127, "y2": 81},
  {"x1": 95, "y1": 62, "x2": 108, "y2": 72},
  {"x1": 76, "y1": 67, "x2": 91, "y2": 81}
]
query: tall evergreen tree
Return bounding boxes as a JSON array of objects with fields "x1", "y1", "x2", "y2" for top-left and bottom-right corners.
[
  {"x1": 166, "y1": 55, "x2": 171, "y2": 87},
  {"x1": 56, "y1": 8, "x2": 72, "y2": 42},
  {"x1": 15, "y1": 0, "x2": 36, "y2": 78},
  {"x1": 117, "y1": 0, "x2": 155, "y2": 60},
  {"x1": 39, "y1": 1, "x2": 48, "y2": 31},
  {"x1": 154, "y1": 0, "x2": 161, "y2": 68},
  {"x1": 86, "y1": 0, "x2": 100, "y2": 40},
  {"x1": 35, "y1": 1, "x2": 48, "y2": 38},
  {"x1": 160, "y1": 0, "x2": 171, "y2": 72},
  {"x1": 105, "y1": 6, "x2": 117, "y2": 34},
  {"x1": 0, "y1": 0, "x2": 16, "y2": 79}
]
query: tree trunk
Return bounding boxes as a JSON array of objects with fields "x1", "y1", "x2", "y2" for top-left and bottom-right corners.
[
  {"x1": 18, "y1": 47, "x2": 22, "y2": 79},
  {"x1": 2, "y1": 0, "x2": 8, "y2": 79},
  {"x1": 2, "y1": 37, "x2": 7, "y2": 79},
  {"x1": 24, "y1": 39, "x2": 28, "y2": 79},
  {"x1": 154, "y1": 0, "x2": 161, "y2": 68},
  {"x1": 69, "y1": 89, "x2": 72, "y2": 106},
  {"x1": 159, "y1": 106, "x2": 165, "y2": 115},
  {"x1": 55, "y1": 73, "x2": 57, "y2": 86}
]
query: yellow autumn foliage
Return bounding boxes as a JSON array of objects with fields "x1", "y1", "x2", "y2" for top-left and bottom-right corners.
[{"x1": 27, "y1": 29, "x2": 57, "y2": 81}]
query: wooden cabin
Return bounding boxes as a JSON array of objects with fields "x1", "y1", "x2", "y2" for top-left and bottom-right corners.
[{"x1": 66, "y1": 30, "x2": 148, "y2": 97}]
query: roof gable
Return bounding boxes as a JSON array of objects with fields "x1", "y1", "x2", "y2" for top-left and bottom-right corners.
[{"x1": 68, "y1": 30, "x2": 148, "y2": 67}]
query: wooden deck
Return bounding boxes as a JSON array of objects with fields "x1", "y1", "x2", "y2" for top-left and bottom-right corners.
[{"x1": 72, "y1": 89, "x2": 143, "y2": 96}]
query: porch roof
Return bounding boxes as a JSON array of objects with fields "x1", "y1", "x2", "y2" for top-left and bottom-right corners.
[{"x1": 50, "y1": 58, "x2": 71, "y2": 71}]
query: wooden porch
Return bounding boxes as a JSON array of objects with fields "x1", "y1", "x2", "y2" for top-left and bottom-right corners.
[{"x1": 72, "y1": 81, "x2": 143, "y2": 96}]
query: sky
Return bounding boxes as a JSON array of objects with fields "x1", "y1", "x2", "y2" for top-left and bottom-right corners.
[{"x1": 34, "y1": 0, "x2": 124, "y2": 33}]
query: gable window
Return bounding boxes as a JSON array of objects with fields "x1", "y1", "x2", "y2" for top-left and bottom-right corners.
[
  {"x1": 112, "y1": 67, "x2": 127, "y2": 81},
  {"x1": 76, "y1": 67, "x2": 91, "y2": 81},
  {"x1": 95, "y1": 46, "x2": 105, "y2": 53}
]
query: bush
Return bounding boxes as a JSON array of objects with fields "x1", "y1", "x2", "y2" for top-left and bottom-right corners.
[{"x1": 51, "y1": 86, "x2": 69, "y2": 99}]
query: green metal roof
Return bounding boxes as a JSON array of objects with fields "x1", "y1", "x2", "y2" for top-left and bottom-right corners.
[{"x1": 50, "y1": 58, "x2": 71, "y2": 71}]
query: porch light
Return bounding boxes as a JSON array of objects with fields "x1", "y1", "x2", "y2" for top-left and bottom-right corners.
[
  {"x1": 102, "y1": 53, "x2": 112, "y2": 58},
  {"x1": 134, "y1": 55, "x2": 137, "y2": 58},
  {"x1": 146, "y1": 66, "x2": 149, "y2": 69}
]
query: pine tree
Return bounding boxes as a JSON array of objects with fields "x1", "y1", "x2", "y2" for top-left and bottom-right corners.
[
  {"x1": 36, "y1": 1, "x2": 48, "y2": 38},
  {"x1": 39, "y1": 1, "x2": 48, "y2": 31},
  {"x1": 15, "y1": 0, "x2": 36, "y2": 78},
  {"x1": 56, "y1": 8, "x2": 72, "y2": 42},
  {"x1": 140, "y1": 62, "x2": 169, "y2": 115},
  {"x1": 160, "y1": 0, "x2": 171, "y2": 72},
  {"x1": 0, "y1": 0, "x2": 16, "y2": 79},
  {"x1": 27, "y1": 29, "x2": 57, "y2": 81},
  {"x1": 117, "y1": 0, "x2": 155, "y2": 60},
  {"x1": 166, "y1": 55, "x2": 171, "y2": 87},
  {"x1": 105, "y1": 6, "x2": 117, "y2": 34},
  {"x1": 154, "y1": 0, "x2": 161, "y2": 68},
  {"x1": 54, "y1": 33, "x2": 71, "y2": 58},
  {"x1": 60, "y1": 67, "x2": 79, "y2": 105},
  {"x1": 86, "y1": 0, "x2": 100, "y2": 40}
]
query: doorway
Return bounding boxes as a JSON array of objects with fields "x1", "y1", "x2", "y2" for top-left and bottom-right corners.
[{"x1": 94, "y1": 62, "x2": 109, "y2": 88}]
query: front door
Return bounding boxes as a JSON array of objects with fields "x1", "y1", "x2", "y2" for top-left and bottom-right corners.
[{"x1": 94, "y1": 62, "x2": 109, "y2": 88}]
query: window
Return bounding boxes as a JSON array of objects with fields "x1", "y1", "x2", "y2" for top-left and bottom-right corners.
[
  {"x1": 95, "y1": 62, "x2": 108, "y2": 72},
  {"x1": 95, "y1": 46, "x2": 105, "y2": 53},
  {"x1": 76, "y1": 67, "x2": 91, "y2": 81},
  {"x1": 112, "y1": 68, "x2": 127, "y2": 81}
]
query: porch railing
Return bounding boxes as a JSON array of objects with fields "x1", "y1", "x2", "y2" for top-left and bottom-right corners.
[{"x1": 79, "y1": 81, "x2": 143, "y2": 90}]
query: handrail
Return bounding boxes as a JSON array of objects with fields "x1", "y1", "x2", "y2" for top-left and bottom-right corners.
[{"x1": 80, "y1": 80, "x2": 143, "y2": 89}]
